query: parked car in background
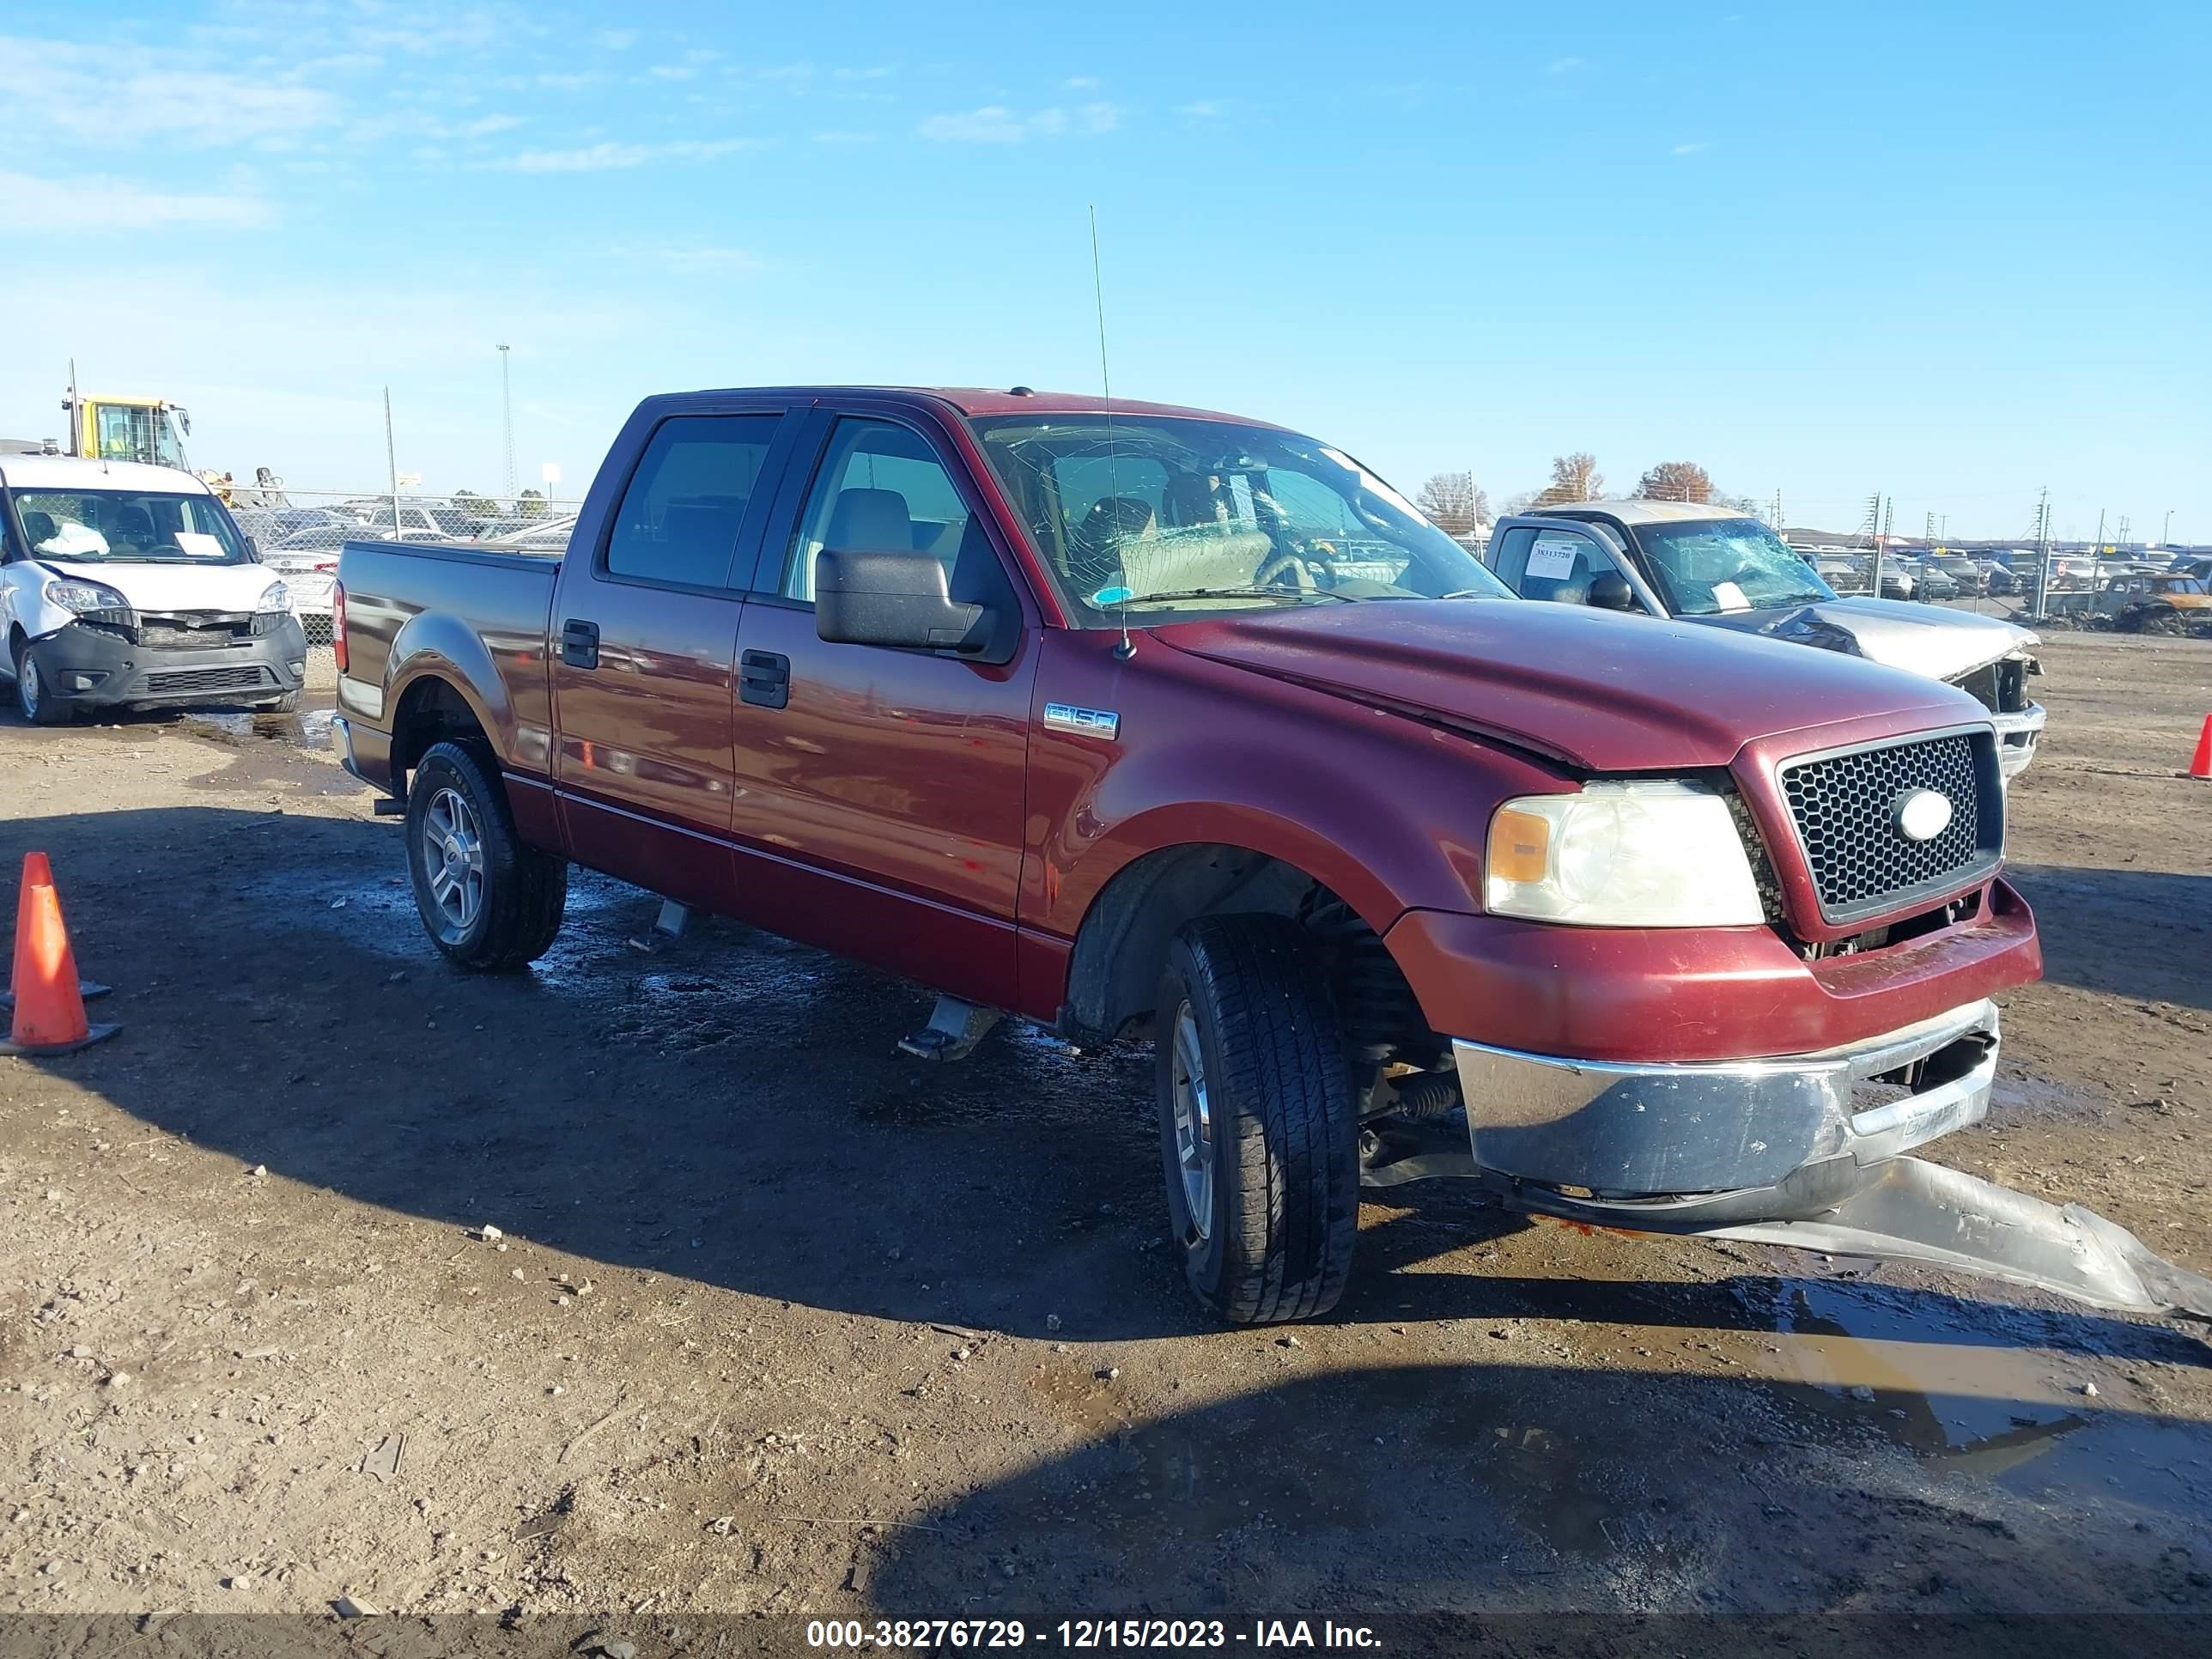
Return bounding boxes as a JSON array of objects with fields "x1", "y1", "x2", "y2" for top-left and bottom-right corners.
[
  {"x1": 1931, "y1": 555, "x2": 1984, "y2": 597},
  {"x1": 1484, "y1": 501, "x2": 2045, "y2": 775},
  {"x1": 1877, "y1": 561, "x2": 1917, "y2": 599},
  {"x1": 2111, "y1": 573, "x2": 2212, "y2": 623},
  {"x1": 1813, "y1": 554, "x2": 1869, "y2": 594},
  {"x1": 483, "y1": 514, "x2": 580, "y2": 554},
  {"x1": 324, "y1": 384, "x2": 2139, "y2": 1326},
  {"x1": 0, "y1": 454, "x2": 307, "y2": 720},
  {"x1": 1912, "y1": 562, "x2": 1961, "y2": 602}
]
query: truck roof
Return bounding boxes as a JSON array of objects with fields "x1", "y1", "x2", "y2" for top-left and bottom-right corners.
[
  {"x1": 0, "y1": 453, "x2": 214, "y2": 494},
  {"x1": 1541, "y1": 499, "x2": 1758, "y2": 526},
  {"x1": 684, "y1": 386, "x2": 1289, "y2": 426}
]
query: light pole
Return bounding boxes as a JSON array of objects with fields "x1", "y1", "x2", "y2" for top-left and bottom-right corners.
[
  {"x1": 2165, "y1": 508, "x2": 2176, "y2": 548},
  {"x1": 497, "y1": 343, "x2": 514, "y2": 504}
]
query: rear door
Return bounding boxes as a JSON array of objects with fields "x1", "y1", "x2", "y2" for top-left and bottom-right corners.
[
  {"x1": 726, "y1": 404, "x2": 1041, "y2": 1010},
  {"x1": 550, "y1": 403, "x2": 804, "y2": 910}
]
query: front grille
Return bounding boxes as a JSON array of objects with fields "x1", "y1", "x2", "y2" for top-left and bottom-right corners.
[
  {"x1": 1778, "y1": 732, "x2": 2000, "y2": 922},
  {"x1": 142, "y1": 665, "x2": 270, "y2": 695}
]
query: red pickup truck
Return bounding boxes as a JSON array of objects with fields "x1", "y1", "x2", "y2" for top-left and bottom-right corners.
[{"x1": 335, "y1": 386, "x2": 2209, "y2": 1328}]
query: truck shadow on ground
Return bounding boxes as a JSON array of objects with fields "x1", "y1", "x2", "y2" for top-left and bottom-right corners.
[
  {"x1": 855, "y1": 1359, "x2": 2212, "y2": 1622},
  {"x1": 2008, "y1": 861, "x2": 2212, "y2": 1012},
  {"x1": 7, "y1": 803, "x2": 2206, "y2": 1364}
]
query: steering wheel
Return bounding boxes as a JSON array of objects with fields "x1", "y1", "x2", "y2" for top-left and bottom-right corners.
[{"x1": 1255, "y1": 533, "x2": 1331, "y2": 590}]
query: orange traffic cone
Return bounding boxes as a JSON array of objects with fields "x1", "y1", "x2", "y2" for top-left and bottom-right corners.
[
  {"x1": 2, "y1": 854, "x2": 120, "y2": 1056},
  {"x1": 2192, "y1": 714, "x2": 2212, "y2": 781}
]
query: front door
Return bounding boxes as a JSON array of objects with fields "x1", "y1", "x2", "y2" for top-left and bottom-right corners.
[
  {"x1": 549, "y1": 408, "x2": 797, "y2": 910},
  {"x1": 1488, "y1": 519, "x2": 1640, "y2": 609},
  {"x1": 727, "y1": 410, "x2": 1040, "y2": 1010}
]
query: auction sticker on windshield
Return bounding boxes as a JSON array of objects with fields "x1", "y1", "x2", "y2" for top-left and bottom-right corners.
[{"x1": 174, "y1": 531, "x2": 226, "y2": 558}]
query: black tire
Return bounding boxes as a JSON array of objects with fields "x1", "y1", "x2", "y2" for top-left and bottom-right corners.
[
  {"x1": 405, "y1": 740, "x2": 567, "y2": 971},
  {"x1": 13, "y1": 639, "x2": 72, "y2": 726},
  {"x1": 257, "y1": 690, "x2": 301, "y2": 714},
  {"x1": 1154, "y1": 914, "x2": 1358, "y2": 1324}
]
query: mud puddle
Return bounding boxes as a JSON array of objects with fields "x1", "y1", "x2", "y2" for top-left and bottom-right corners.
[
  {"x1": 1772, "y1": 1280, "x2": 2212, "y2": 1521},
  {"x1": 183, "y1": 707, "x2": 337, "y2": 748}
]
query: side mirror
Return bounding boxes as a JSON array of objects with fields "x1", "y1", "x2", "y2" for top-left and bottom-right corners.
[
  {"x1": 816, "y1": 550, "x2": 992, "y2": 653},
  {"x1": 1587, "y1": 571, "x2": 1637, "y2": 611}
]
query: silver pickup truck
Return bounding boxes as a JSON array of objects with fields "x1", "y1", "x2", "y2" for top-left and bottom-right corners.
[{"x1": 1485, "y1": 501, "x2": 2046, "y2": 778}]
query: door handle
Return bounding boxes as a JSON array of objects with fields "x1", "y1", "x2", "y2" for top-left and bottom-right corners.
[
  {"x1": 739, "y1": 648, "x2": 789, "y2": 709},
  {"x1": 561, "y1": 618, "x2": 599, "y2": 669}
]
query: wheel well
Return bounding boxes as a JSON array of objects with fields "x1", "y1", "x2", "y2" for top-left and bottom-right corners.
[{"x1": 391, "y1": 676, "x2": 490, "y2": 786}]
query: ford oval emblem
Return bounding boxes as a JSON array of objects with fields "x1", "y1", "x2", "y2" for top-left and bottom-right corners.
[{"x1": 1893, "y1": 788, "x2": 1954, "y2": 842}]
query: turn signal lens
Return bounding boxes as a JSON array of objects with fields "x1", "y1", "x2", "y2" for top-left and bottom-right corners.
[
  {"x1": 1489, "y1": 807, "x2": 1553, "y2": 884},
  {"x1": 332, "y1": 581, "x2": 348, "y2": 674}
]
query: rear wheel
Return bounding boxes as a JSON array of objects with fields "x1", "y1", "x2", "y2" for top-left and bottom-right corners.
[
  {"x1": 1154, "y1": 914, "x2": 1358, "y2": 1324},
  {"x1": 405, "y1": 740, "x2": 567, "y2": 970},
  {"x1": 13, "y1": 641, "x2": 71, "y2": 726}
]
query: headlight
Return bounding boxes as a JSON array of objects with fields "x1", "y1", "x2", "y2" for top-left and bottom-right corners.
[
  {"x1": 256, "y1": 580, "x2": 292, "y2": 613},
  {"x1": 1486, "y1": 781, "x2": 1765, "y2": 927},
  {"x1": 45, "y1": 578, "x2": 132, "y2": 616}
]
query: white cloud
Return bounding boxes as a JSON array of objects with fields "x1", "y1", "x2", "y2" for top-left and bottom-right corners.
[
  {"x1": 1549, "y1": 56, "x2": 1585, "y2": 74},
  {"x1": 1672, "y1": 140, "x2": 1711, "y2": 155},
  {"x1": 920, "y1": 102, "x2": 1121, "y2": 143},
  {"x1": 595, "y1": 28, "x2": 640, "y2": 50},
  {"x1": 1064, "y1": 76, "x2": 1100, "y2": 89},
  {"x1": 0, "y1": 37, "x2": 333, "y2": 149},
  {"x1": 1176, "y1": 100, "x2": 1224, "y2": 118},
  {"x1": 811, "y1": 130, "x2": 879, "y2": 146},
  {"x1": 486, "y1": 137, "x2": 756, "y2": 173},
  {"x1": 648, "y1": 63, "x2": 697, "y2": 80},
  {"x1": 0, "y1": 168, "x2": 270, "y2": 228}
]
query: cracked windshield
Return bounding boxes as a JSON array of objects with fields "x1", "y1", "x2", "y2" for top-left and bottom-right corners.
[{"x1": 972, "y1": 413, "x2": 1510, "y2": 622}]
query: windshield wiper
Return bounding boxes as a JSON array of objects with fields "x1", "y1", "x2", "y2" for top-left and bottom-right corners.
[{"x1": 1121, "y1": 585, "x2": 1354, "y2": 605}]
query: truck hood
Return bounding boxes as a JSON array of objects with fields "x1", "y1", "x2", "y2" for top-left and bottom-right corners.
[
  {"x1": 1694, "y1": 596, "x2": 2039, "y2": 684},
  {"x1": 1155, "y1": 599, "x2": 1974, "y2": 773},
  {"x1": 37, "y1": 557, "x2": 280, "y2": 614}
]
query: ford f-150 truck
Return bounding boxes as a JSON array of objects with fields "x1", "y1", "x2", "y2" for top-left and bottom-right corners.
[
  {"x1": 334, "y1": 387, "x2": 2209, "y2": 1328},
  {"x1": 1484, "y1": 501, "x2": 2047, "y2": 778}
]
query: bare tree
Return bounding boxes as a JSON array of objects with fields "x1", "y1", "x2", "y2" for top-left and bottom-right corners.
[
  {"x1": 1534, "y1": 453, "x2": 1603, "y2": 506},
  {"x1": 1634, "y1": 460, "x2": 1715, "y2": 503},
  {"x1": 1414, "y1": 471, "x2": 1491, "y2": 537}
]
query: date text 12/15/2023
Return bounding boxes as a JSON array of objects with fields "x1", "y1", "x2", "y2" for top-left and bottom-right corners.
[{"x1": 805, "y1": 1618, "x2": 1383, "y2": 1649}]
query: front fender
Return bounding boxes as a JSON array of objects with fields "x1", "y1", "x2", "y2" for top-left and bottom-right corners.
[{"x1": 1023, "y1": 629, "x2": 1570, "y2": 944}]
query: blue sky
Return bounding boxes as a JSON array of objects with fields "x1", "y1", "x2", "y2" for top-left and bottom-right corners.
[{"x1": 2, "y1": 1, "x2": 2204, "y2": 541}]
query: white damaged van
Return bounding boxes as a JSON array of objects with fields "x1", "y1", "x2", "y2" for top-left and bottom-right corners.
[{"x1": 1, "y1": 453, "x2": 307, "y2": 724}]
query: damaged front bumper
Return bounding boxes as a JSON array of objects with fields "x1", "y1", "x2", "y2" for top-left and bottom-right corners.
[
  {"x1": 1363, "y1": 999, "x2": 2212, "y2": 1323},
  {"x1": 1989, "y1": 701, "x2": 2046, "y2": 779}
]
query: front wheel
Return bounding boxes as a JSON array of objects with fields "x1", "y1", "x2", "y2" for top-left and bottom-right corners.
[
  {"x1": 1154, "y1": 914, "x2": 1358, "y2": 1324},
  {"x1": 405, "y1": 740, "x2": 568, "y2": 971},
  {"x1": 14, "y1": 641, "x2": 71, "y2": 726}
]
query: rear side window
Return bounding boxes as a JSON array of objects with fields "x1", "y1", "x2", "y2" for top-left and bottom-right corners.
[{"x1": 604, "y1": 415, "x2": 781, "y2": 588}]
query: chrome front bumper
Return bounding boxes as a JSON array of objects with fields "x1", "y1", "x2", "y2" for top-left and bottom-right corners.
[
  {"x1": 1453, "y1": 997, "x2": 1999, "y2": 1197},
  {"x1": 1990, "y1": 701, "x2": 2045, "y2": 779}
]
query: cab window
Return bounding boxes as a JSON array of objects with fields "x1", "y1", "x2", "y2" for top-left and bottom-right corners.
[
  {"x1": 782, "y1": 419, "x2": 975, "y2": 604},
  {"x1": 603, "y1": 415, "x2": 781, "y2": 589}
]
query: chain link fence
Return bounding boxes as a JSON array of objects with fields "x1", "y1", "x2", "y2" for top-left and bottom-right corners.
[{"x1": 225, "y1": 487, "x2": 581, "y2": 642}]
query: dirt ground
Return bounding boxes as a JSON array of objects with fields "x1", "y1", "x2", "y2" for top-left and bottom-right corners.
[{"x1": 3, "y1": 632, "x2": 2209, "y2": 1636}]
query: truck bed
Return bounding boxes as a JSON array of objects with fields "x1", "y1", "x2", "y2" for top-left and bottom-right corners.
[{"x1": 336, "y1": 538, "x2": 562, "y2": 763}]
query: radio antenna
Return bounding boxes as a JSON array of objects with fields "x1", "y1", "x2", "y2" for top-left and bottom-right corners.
[{"x1": 1090, "y1": 205, "x2": 1133, "y2": 660}]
